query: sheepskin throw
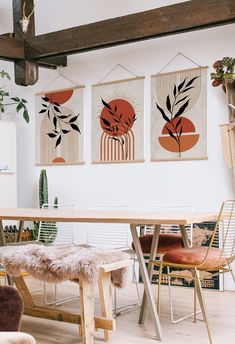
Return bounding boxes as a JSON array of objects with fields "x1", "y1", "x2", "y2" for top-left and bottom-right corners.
[{"x1": 0, "y1": 244, "x2": 129, "y2": 287}]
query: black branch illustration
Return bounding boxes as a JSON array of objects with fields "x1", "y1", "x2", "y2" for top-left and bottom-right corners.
[
  {"x1": 156, "y1": 76, "x2": 199, "y2": 157},
  {"x1": 39, "y1": 97, "x2": 81, "y2": 148},
  {"x1": 100, "y1": 98, "x2": 136, "y2": 160}
]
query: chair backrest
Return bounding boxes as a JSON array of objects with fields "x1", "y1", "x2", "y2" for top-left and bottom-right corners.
[
  {"x1": 145, "y1": 204, "x2": 194, "y2": 245},
  {"x1": 87, "y1": 204, "x2": 130, "y2": 249},
  {"x1": 208, "y1": 200, "x2": 235, "y2": 267},
  {"x1": 38, "y1": 204, "x2": 77, "y2": 245}
]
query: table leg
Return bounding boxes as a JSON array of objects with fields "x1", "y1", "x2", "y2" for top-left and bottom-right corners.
[
  {"x1": 130, "y1": 224, "x2": 162, "y2": 341},
  {"x1": 179, "y1": 224, "x2": 190, "y2": 248},
  {"x1": 139, "y1": 225, "x2": 161, "y2": 324},
  {"x1": 0, "y1": 220, "x2": 6, "y2": 246},
  {"x1": 17, "y1": 220, "x2": 25, "y2": 242}
]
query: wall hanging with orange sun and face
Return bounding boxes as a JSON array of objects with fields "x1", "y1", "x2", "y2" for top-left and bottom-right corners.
[
  {"x1": 92, "y1": 77, "x2": 145, "y2": 164},
  {"x1": 36, "y1": 86, "x2": 84, "y2": 165},
  {"x1": 151, "y1": 66, "x2": 208, "y2": 161}
]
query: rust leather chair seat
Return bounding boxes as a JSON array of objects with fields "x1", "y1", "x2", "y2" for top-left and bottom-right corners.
[
  {"x1": 132, "y1": 233, "x2": 184, "y2": 255},
  {"x1": 163, "y1": 247, "x2": 226, "y2": 270}
]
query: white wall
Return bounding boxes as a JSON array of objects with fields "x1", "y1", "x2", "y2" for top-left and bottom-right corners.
[
  {"x1": 1, "y1": 1, "x2": 235, "y2": 289},
  {"x1": 0, "y1": 0, "x2": 234, "y2": 211}
]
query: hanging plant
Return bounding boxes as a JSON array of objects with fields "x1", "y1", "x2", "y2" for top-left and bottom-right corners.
[
  {"x1": 210, "y1": 57, "x2": 235, "y2": 92},
  {"x1": 0, "y1": 70, "x2": 29, "y2": 123}
]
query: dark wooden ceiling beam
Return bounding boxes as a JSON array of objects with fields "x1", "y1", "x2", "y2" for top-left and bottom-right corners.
[
  {"x1": 38, "y1": 56, "x2": 67, "y2": 69},
  {"x1": 25, "y1": 0, "x2": 235, "y2": 59},
  {"x1": 13, "y1": 0, "x2": 38, "y2": 86},
  {"x1": 0, "y1": 36, "x2": 24, "y2": 60},
  {"x1": 0, "y1": 33, "x2": 67, "y2": 69}
]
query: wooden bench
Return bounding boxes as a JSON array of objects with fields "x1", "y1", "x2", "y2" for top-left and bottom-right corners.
[{"x1": 13, "y1": 259, "x2": 131, "y2": 344}]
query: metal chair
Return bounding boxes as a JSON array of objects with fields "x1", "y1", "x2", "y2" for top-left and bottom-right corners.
[
  {"x1": 87, "y1": 204, "x2": 140, "y2": 315},
  {"x1": 153, "y1": 200, "x2": 235, "y2": 344},
  {"x1": 38, "y1": 203, "x2": 78, "y2": 306},
  {"x1": 138, "y1": 204, "x2": 194, "y2": 323}
]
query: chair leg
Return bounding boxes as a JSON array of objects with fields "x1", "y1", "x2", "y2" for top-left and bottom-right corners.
[
  {"x1": 98, "y1": 270, "x2": 113, "y2": 342},
  {"x1": 228, "y1": 263, "x2": 235, "y2": 284},
  {"x1": 167, "y1": 267, "x2": 201, "y2": 324},
  {"x1": 157, "y1": 263, "x2": 163, "y2": 315},
  {"x1": 194, "y1": 269, "x2": 213, "y2": 344}
]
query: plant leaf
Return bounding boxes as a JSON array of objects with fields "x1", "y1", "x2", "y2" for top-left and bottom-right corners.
[
  {"x1": 174, "y1": 100, "x2": 189, "y2": 118},
  {"x1": 156, "y1": 102, "x2": 170, "y2": 122},
  {"x1": 166, "y1": 95, "x2": 171, "y2": 112},
  {"x1": 54, "y1": 105, "x2": 61, "y2": 113},
  {"x1": 181, "y1": 86, "x2": 194, "y2": 93},
  {"x1": 173, "y1": 84, "x2": 177, "y2": 96},
  {"x1": 185, "y1": 76, "x2": 199, "y2": 87},
  {"x1": 100, "y1": 117, "x2": 110, "y2": 127},
  {"x1": 175, "y1": 95, "x2": 188, "y2": 106},
  {"x1": 178, "y1": 78, "x2": 186, "y2": 92},
  {"x1": 101, "y1": 98, "x2": 112, "y2": 111},
  {"x1": 176, "y1": 117, "x2": 182, "y2": 129},
  {"x1": 166, "y1": 127, "x2": 178, "y2": 142},
  {"x1": 70, "y1": 123, "x2": 81, "y2": 133},
  {"x1": 42, "y1": 97, "x2": 49, "y2": 102},
  {"x1": 62, "y1": 129, "x2": 71, "y2": 134},
  {"x1": 55, "y1": 135, "x2": 61, "y2": 147},
  {"x1": 58, "y1": 115, "x2": 68, "y2": 119},
  {"x1": 39, "y1": 109, "x2": 47, "y2": 113},
  {"x1": 53, "y1": 116, "x2": 57, "y2": 129},
  {"x1": 47, "y1": 133, "x2": 57, "y2": 138},
  {"x1": 23, "y1": 109, "x2": 29, "y2": 123},
  {"x1": 69, "y1": 115, "x2": 79, "y2": 123}
]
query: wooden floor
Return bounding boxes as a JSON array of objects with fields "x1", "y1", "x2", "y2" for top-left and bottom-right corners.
[{"x1": 17, "y1": 278, "x2": 235, "y2": 344}]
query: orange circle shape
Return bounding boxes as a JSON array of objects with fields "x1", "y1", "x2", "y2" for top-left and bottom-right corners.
[
  {"x1": 159, "y1": 116, "x2": 199, "y2": 153},
  {"x1": 45, "y1": 89, "x2": 73, "y2": 105},
  {"x1": 52, "y1": 157, "x2": 66, "y2": 163},
  {"x1": 100, "y1": 99, "x2": 135, "y2": 137}
]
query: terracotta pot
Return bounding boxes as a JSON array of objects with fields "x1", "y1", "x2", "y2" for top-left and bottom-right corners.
[{"x1": 225, "y1": 78, "x2": 235, "y2": 123}]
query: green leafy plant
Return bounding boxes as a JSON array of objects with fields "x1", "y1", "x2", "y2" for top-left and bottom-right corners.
[
  {"x1": 0, "y1": 70, "x2": 29, "y2": 123},
  {"x1": 211, "y1": 57, "x2": 235, "y2": 92}
]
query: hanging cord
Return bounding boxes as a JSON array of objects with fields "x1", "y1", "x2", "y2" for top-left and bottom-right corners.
[
  {"x1": 158, "y1": 52, "x2": 202, "y2": 74},
  {"x1": 41, "y1": 71, "x2": 79, "y2": 92},
  {"x1": 98, "y1": 63, "x2": 139, "y2": 84}
]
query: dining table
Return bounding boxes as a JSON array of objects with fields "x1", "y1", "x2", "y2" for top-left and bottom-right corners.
[{"x1": 0, "y1": 207, "x2": 217, "y2": 342}]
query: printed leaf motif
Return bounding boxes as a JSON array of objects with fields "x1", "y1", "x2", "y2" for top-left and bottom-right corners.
[
  {"x1": 176, "y1": 117, "x2": 182, "y2": 129},
  {"x1": 174, "y1": 100, "x2": 189, "y2": 118},
  {"x1": 173, "y1": 84, "x2": 177, "y2": 96},
  {"x1": 185, "y1": 76, "x2": 199, "y2": 87},
  {"x1": 175, "y1": 95, "x2": 188, "y2": 106},
  {"x1": 177, "y1": 78, "x2": 186, "y2": 92},
  {"x1": 101, "y1": 117, "x2": 110, "y2": 127},
  {"x1": 55, "y1": 135, "x2": 61, "y2": 148},
  {"x1": 47, "y1": 133, "x2": 57, "y2": 138},
  {"x1": 69, "y1": 115, "x2": 79, "y2": 123},
  {"x1": 156, "y1": 102, "x2": 170, "y2": 122},
  {"x1": 166, "y1": 127, "x2": 178, "y2": 142},
  {"x1": 166, "y1": 95, "x2": 171, "y2": 112},
  {"x1": 70, "y1": 123, "x2": 81, "y2": 133},
  {"x1": 101, "y1": 98, "x2": 112, "y2": 111},
  {"x1": 42, "y1": 97, "x2": 49, "y2": 102}
]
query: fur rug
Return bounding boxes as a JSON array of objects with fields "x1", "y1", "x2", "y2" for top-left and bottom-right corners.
[{"x1": 0, "y1": 244, "x2": 129, "y2": 287}]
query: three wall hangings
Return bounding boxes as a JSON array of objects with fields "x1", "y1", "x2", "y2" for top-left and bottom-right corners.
[{"x1": 35, "y1": 64, "x2": 208, "y2": 166}]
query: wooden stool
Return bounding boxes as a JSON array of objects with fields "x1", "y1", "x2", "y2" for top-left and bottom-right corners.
[{"x1": 13, "y1": 259, "x2": 131, "y2": 344}]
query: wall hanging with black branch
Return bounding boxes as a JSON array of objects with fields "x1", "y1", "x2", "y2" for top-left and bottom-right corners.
[
  {"x1": 151, "y1": 67, "x2": 208, "y2": 161},
  {"x1": 35, "y1": 86, "x2": 84, "y2": 165},
  {"x1": 92, "y1": 77, "x2": 145, "y2": 163}
]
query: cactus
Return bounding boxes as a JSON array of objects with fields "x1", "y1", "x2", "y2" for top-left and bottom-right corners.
[{"x1": 39, "y1": 169, "x2": 48, "y2": 208}]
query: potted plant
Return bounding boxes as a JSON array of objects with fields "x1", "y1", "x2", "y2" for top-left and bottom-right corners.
[
  {"x1": 211, "y1": 57, "x2": 235, "y2": 123},
  {"x1": 0, "y1": 70, "x2": 29, "y2": 123}
]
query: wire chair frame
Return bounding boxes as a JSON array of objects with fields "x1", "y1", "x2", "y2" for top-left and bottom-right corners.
[{"x1": 152, "y1": 200, "x2": 235, "y2": 344}]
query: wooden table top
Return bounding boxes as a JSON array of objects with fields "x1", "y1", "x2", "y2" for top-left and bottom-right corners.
[{"x1": 0, "y1": 208, "x2": 218, "y2": 225}]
